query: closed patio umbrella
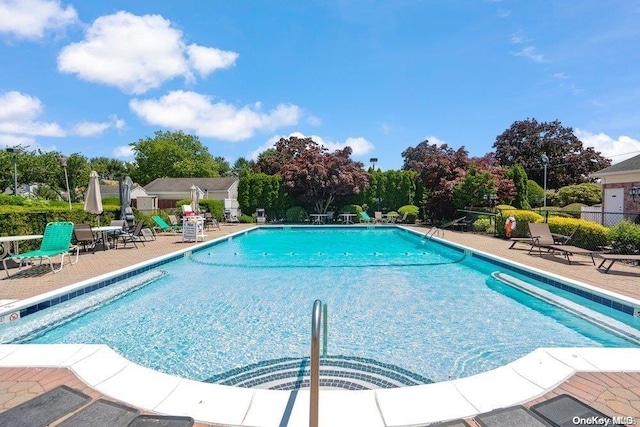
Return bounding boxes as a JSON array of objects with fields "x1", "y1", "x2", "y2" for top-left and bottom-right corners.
[
  {"x1": 84, "y1": 171, "x2": 103, "y2": 225},
  {"x1": 190, "y1": 185, "x2": 203, "y2": 214},
  {"x1": 120, "y1": 176, "x2": 133, "y2": 217}
]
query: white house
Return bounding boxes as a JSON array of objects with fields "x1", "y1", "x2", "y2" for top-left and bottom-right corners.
[{"x1": 590, "y1": 153, "x2": 640, "y2": 225}]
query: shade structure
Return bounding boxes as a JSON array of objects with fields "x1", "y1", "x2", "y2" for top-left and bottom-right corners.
[
  {"x1": 84, "y1": 171, "x2": 103, "y2": 225},
  {"x1": 190, "y1": 185, "x2": 203, "y2": 213}
]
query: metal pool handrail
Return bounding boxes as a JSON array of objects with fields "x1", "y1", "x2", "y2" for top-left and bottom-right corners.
[{"x1": 310, "y1": 299, "x2": 325, "y2": 427}]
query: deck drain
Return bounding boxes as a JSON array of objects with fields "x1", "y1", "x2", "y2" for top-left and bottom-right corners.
[{"x1": 204, "y1": 355, "x2": 432, "y2": 390}]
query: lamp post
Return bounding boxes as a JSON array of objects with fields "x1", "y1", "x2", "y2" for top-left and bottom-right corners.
[
  {"x1": 59, "y1": 156, "x2": 72, "y2": 210},
  {"x1": 541, "y1": 153, "x2": 549, "y2": 208},
  {"x1": 369, "y1": 157, "x2": 378, "y2": 171},
  {"x1": 6, "y1": 148, "x2": 18, "y2": 196}
]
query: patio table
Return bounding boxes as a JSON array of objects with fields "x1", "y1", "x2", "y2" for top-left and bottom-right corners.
[
  {"x1": 91, "y1": 226, "x2": 123, "y2": 250},
  {"x1": 310, "y1": 214, "x2": 328, "y2": 225},
  {"x1": 0, "y1": 235, "x2": 44, "y2": 267},
  {"x1": 339, "y1": 213, "x2": 356, "y2": 224}
]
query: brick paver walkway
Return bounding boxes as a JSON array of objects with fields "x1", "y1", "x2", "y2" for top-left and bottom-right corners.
[{"x1": 0, "y1": 224, "x2": 639, "y2": 425}]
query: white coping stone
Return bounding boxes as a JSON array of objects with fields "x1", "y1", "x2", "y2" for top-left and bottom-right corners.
[
  {"x1": 241, "y1": 389, "x2": 294, "y2": 427},
  {"x1": 95, "y1": 363, "x2": 182, "y2": 411},
  {"x1": 452, "y1": 364, "x2": 545, "y2": 413},
  {"x1": 376, "y1": 381, "x2": 478, "y2": 425},
  {"x1": 509, "y1": 348, "x2": 576, "y2": 389},
  {"x1": 263, "y1": 388, "x2": 384, "y2": 427},
  {"x1": 0, "y1": 344, "x2": 20, "y2": 361},
  {"x1": 69, "y1": 345, "x2": 130, "y2": 387},
  {"x1": 59, "y1": 344, "x2": 103, "y2": 366},
  {"x1": 570, "y1": 347, "x2": 640, "y2": 371},
  {"x1": 154, "y1": 378, "x2": 255, "y2": 426},
  {"x1": 0, "y1": 344, "x2": 86, "y2": 367}
]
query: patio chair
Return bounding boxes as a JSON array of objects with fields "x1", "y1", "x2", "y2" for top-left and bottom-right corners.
[
  {"x1": 168, "y1": 214, "x2": 183, "y2": 230},
  {"x1": 112, "y1": 221, "x2": 146, "y2": 249},
  {"x1": 152, "y1": 216, "x2": 181, "y2": 234},
  {"x1": 3, "y1": 222, "x2": 79, "y2": 277},
  {"x1": 359, "y1": 211, "x2": 374, "y2": 223},
  {"x1": 374, "y1": 211, "x2": 384, "y2": 224},
  {"x1": 73, "y1": 223, "x2": 97, "y2": 253},
  {"x1": 511, "y1": 222, "x2": 575, "y2": 255},
  {"x1": 398, "y1": 212, "x2": 408, "y2": 223},
  {"x1": 204, "y1": 212, "x2": 221, "y2": 230},
  {"x1": 597, "y1": 253, "x2": 640, "y2": 273}
]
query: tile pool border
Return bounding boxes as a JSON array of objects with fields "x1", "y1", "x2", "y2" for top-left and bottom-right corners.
[
  {"x1": 0, "y1": 226, "x2": 639, "y2": 425},
  {"x1": 2, "y1": 224, "x2": 638, "y2": 325},
  {"x1": 401, "y1": 227, "x2": 640, "y2": 319}
]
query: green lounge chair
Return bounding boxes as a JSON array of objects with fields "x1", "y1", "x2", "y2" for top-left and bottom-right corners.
[
  {"x1": 152, "y1": 216, "x2": 181, "y2": 234},
  {"x1": 359, "y1": 211, "x2": 373, "y2": 223},
  {"x1": 3, "y1": 222, "x2": 79, "y2": 277}
]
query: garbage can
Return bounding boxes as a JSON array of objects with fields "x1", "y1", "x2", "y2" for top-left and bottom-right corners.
[{"x1": 256, "y1": 208, "x2": 266, "y2": 224}]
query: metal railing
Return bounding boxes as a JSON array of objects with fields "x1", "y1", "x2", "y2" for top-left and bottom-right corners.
[{"x1": 310, "y1": 300, "x2": 327, "y2": 427}]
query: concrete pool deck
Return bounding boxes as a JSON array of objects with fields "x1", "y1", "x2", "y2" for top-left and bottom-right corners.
[{"x1": 0, "y1": 224, "x2": 639, "y2": 426}]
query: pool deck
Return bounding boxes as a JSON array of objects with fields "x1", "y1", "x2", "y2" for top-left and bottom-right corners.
[{"x1": 0, "y1": 224, "x2": 639, "y2": 426}]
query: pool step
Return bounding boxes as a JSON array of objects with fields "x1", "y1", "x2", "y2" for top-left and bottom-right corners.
[{"x1": 204, "y1": 355, "x2": 432, "y2": 390}]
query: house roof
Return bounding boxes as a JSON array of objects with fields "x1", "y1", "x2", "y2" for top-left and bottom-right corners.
[
  {"x1": 144, "y1": 177, "x2": 238, "y2": 193},
  {"x1": 591, "y1": 153, "x2": 640, "y2": 177},
  {"x1": 100, "y1": 183, "x2": 143, "y2": 196}
]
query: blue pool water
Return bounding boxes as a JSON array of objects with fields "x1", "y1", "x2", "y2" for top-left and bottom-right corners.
[{"x1": 2, "y1": 227, "x2": 637, "y2": 383}]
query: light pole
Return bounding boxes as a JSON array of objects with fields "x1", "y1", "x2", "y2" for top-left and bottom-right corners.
[
  {"x1": 369, "y1": 157, "x2": 378, "y2": 171},
  {"x1": 59, "y1": 156, "x2": 72, "y2": 210},
  {"x1": 541, "y1": 153, "x2": 549, "y2": 208},
  {"x1": 6, "y1": 148, "x2": 17, "y2": 196}
]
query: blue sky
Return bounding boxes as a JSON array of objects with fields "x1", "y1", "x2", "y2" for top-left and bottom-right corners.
[{"x1": 1, "y1": 0, "x2": 639, "y2": 171}]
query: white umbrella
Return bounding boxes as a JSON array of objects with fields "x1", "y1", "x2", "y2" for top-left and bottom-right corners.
[
  {"x1": 84, "y1": 171, "x2": 103, "y2": 225},
  {"x1": 121, "y1": 176, "x2": 134, "y2": 225},
  {"x1": 190, "y1": 185, "x2": 204, "y2": 214}
]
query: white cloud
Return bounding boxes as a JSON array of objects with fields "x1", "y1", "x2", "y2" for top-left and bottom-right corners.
[
  {"x1": 71, "y1": 115, "x2": 126, "y2": 136},
  {"x1": 130, "y1": 90, "x2": 301, "y2": 141},
  {"x1": 57, "y1": 11, "x2": 238, "y2": 94},
  {"x1": 0, "y1": 0, "x2": 77, "y2": 40},
  {"x1": 575, "y1": 129, "x2": 640, "y2": 164},
  {"x1": 113, "y1": 145, "x2": 134, "y2": 158},
  {"x1": 250, "y1": 132, "x2": 375, "y2": 160},
  {"x1": 0, "y1": 91, "x2": 64, "y2": 136},
  {"x1": 306, "y1": 115, "x2": 321, "y2": 126},
  {"x1": 425, "y1": 135, "x2": 448, "y2": 146},
  {"x1": 513, "y1": 46, "x2": 547, "y2": 63},
  {"x1": 0, "y1": 133, "x2": 35, "y2": 148},
  {"x1": 186, "y1": 44, "x2": 238, "y2": 77}
]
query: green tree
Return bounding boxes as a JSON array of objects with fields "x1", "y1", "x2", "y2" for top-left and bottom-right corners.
[
  {"x1": 526, "y1": 180, "x2": 545, "y2": 208},
  {"x1": 452, "y1": 163, "x2": 495, "y2": 208},
  {"x1": 214, "y1": 156, "x2": 233, "y2": 177},
  {"x1": 507, "y1": 164, "x2": 530, "y2": 209},
  {"x1": 493, "y1": 118, "x2": 610, "y2": 189},
  {"x1": 232, "y1": 157, "x2": 255, "y2": 177},
  {"x1": 89, "y1": 157, "x2": 132, "y2": 180},
  {"x1": 130, "y1": 130, "x2": 219, "y2": 185}
]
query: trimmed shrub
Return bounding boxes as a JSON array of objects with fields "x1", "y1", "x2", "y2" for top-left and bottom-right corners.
[
  {"x1": 547, "y1": 216, "x2": 609, "y2": 250},
  {"x1": 497, "y1": 209, "x2": 544, "y2": 238},
  {"x1": 238, "y1": 214, "x2": 254, "y2": 223},
  {"x1": 496, "y1": 204, "x2": 516, "y2": 211},
  {"x1": 286, "y1": 206, "x2": 307, "y2": 223},
  {"x1": 398, "y1": 205, "x2": 419, "y2": 224},
  {"x1": 560, "y1": 203, "x2": 586, "y2": 218},
  {"x1": 607, "y1": 221, "x2": 640, "y2": 254},
  {"x1": 472, "y1": 217, "x2": 494, "y2": 233}
]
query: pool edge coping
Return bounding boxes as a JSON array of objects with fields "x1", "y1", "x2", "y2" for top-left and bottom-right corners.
[{"x1": 0, "y1": 344, "x2": 639, "y2": 426}]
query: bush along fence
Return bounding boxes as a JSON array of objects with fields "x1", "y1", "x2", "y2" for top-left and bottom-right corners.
[{"x1": 494, "y1": 208, "x2": 640, "y2": 253}]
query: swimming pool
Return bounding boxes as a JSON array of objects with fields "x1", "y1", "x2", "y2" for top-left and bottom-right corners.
[{"x1": 0, "y1": 227, "x2": 638, "y2": 388}]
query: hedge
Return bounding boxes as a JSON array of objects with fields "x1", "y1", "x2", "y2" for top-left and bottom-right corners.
[
  {"x1": 397, "y1": 205, "x2": 419, "y2": 224},
  {"x1": 497, "y1": 210, "x2": 544, "y2": 238},
  {"x1": 607, "y1": 221, "x2": 640, "y2": 254},
  {"x1": 546, "y1": 216, "x2": 609, "y2": 250}
]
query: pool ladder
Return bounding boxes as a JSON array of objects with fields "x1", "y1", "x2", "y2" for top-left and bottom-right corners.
[
  {"x1": 425, "y1": 227, "x2": 442, "y2": 239},
  {"x1": 310, "y1": 300, "x2": 328, "y2": 427}
]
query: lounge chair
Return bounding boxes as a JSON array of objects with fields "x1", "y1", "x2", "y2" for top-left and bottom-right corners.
[
  {"x1": 374, "y1": 211, "x2": 384, "y2": 223},
  {"x1": 440, "y1": 216, "x2": 467, "y2": 230},
  {"x1": 359, "y1": 211, "x2": 373, "y2": 223},
  {"x1": 509, "y1": 222, "x2": 576, "y2": 254},
  {"x1": 597, "y1": 254, "x2": 640, "y2": 273},
  {"x1": 168, "y1": 214, "x2": 183, "y2": 230},
  {"x1": 112, "y1": 221, "x2": 146, "y2": 249},
  {"x1": 3, "y1": 222, "x2": 79, "y2": 277},
  {"x1": 73, "y1": 223, "x2": 97, "y2": 253},
  {"x1": 152, "y1": 216, "x2": 181, "y2": 234}
]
